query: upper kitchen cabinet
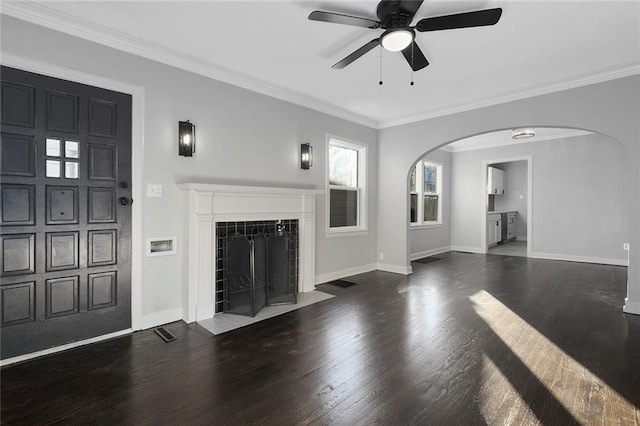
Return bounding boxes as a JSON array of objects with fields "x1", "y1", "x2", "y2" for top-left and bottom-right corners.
[{"x1": 487, "y1": 166, "x2": 505, "y2": 195}]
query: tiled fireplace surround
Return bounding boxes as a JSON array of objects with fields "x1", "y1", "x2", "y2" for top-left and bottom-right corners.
[{"x1": 178, "y1": 184, "x2": 322, "y2": 323}]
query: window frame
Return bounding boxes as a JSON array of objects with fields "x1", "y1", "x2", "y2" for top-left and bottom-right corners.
[
  {"x1": 326, "y1": 136, "x2": 367, "y2": 236},
  {"x1": 410, "y1": 159, "x2": 443, "y2": 228}
]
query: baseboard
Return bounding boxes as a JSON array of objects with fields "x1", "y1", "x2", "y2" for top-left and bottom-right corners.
[
  {"x1": 410, "y1": 246, "x2": 451, "y2": 261},
  {"x1": 516, "y1": 236, "x2": 528, "y2": 242},
  {"x1": 0, "y1": 328, "x2": 132, "y2": 367},
  {"x1": 449, "y1": 245, "x2": 485, "y2": 254},
  {"x1": 376, "y1": 263, "x2": 413, "y2": 275},
  {"x1": 141, "y1": 308, "x2": 184, "y2": 330},
  {"x1": 530, "y1": 251, "x2": 627, "y2": 266},
  {"x1": 623, "y1": 298, "x2": 640, "y2": 316},
  {"x1": 315, "y1": 263, "x2": 377, "y2": 285}
]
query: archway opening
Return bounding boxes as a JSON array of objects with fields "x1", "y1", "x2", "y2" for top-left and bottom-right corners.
[{"x1": 407, "y1": 127, "x2": 630, "y2": 276}]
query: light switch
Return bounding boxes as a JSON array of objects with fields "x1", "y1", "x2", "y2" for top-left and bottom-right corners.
[{"x1": 147, "y1": 184, "x2": 163, "y2": 198}]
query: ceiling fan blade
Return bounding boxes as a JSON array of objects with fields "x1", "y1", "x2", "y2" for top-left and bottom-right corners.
[
  {"x1": 309, "y1": 11, "x2": 381, "y2": 29},
  {"x1": 396, "y1": 0, "x2": 425, "y2": 18},
  {"x1": 416, "y1": 8, "x2": 502, "y2": 32},
  {"x1": 401, "y1": 41, "x2": 429, "y2": 71},
  {"x1": 332, "y1": 39, "x2": 380, "y2": 69}
]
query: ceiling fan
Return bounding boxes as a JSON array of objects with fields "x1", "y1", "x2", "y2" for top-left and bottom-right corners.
[{"x1": 309, "y1": 0, "x2": 502, "y2": 71}]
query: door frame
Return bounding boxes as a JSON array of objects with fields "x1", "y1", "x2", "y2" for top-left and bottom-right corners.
[
  {"x1": 481, "y1": 155, "x2": 533, "y2": 257},
  {"x1": 1, "y1": 54, "x2": 145, "y2": 334}
]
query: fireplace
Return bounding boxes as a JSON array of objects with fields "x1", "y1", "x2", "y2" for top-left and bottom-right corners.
[
  {"x1": 216, "y1": 220, "x2": 298, "y2": 317},
  {"x1": 178, "y1": 183, "x2": 322, "y2": 323}
]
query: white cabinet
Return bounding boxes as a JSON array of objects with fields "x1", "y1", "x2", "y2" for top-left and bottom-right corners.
[
  {"x1": 487, "y1": 167, "x2": 505, "y2": 195},
  {"x1": 487, "y1": 214, "x2": 502, "y2": 247}
]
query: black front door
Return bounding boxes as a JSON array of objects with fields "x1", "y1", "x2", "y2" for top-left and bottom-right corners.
[{"x1": 0, "y1": 66, "x2": 132, "y2": 359}]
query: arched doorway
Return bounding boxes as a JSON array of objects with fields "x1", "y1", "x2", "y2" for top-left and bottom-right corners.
[{"x1": 406, "y1": 127, "x2": 630, "y2": 278}]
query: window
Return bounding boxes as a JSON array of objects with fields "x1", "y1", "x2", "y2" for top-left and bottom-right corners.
[
  {"x1": 410, "y1": 160, "x2": 442, "y2": 226},
  {"x1": 328, "y1": 137, "x2": 366, "y2": 233}
]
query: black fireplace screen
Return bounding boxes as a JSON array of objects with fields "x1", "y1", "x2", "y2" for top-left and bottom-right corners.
[{"x1": 216, "y1": 220, "x2": 298, "y2": 317}]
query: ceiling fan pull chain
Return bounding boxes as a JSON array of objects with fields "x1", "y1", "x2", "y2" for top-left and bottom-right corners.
[{"x1": 379, "y1": 45, "x2": 383, "y2": 85}]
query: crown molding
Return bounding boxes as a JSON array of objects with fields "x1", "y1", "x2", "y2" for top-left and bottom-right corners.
[
  {"x1": 0, "y1": 1, "x2": 378, "y2": 129},
  {"x1": 2, "y1": 2, "x2": 638, "y2": 131},
  {"x1": 378, "y1": 60, "x2": 640, "y2": 129}
]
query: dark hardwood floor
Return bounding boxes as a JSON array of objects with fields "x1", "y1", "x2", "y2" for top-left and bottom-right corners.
[{"x1": 2, "y1": 252, "x2": 639, "y2": 425}]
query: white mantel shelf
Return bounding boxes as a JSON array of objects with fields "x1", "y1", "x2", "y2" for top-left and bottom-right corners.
[
  {"x1": 178, "y1": 183, "x2": 323, "y2": 323},
  {"x1": 177, "y1": 183, "x2": 324, "y2": 196}
]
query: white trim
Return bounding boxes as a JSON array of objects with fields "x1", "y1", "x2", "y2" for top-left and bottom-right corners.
[
  {"x1": 377, "y1": 263, "x2": 413, "y2": 275},
  {"x1": 410, "y1": 159, "x2": 443, "y2": 226},
  {"x1": 623, "y1": 299, "x2": 640, "y2": 316},
  {"x1": 0, "y1": 2, "x2": 377, "y2": 129},
  {"x1": 449, "y1": 246, "x2": 485, "y2": 254},
  {"x1": 410, "y1": 246, "x2": 451, "y2": 261},
  {"x1": 0, "y1": 54, "x2": 146, "y2": 334},
  {"x1": 516, "y1": 236, "x2": 528, "y2": 242},
  {"x1": 379, "y1": 61, "x2": 640, "y2": 129},
  {"x1": 530, "y1": 252, "x2": 628, "y2": 267},
  {"x1": 410, "y1": 224, "x2": 444, "y2": 230},
  {"x1": 176, "y1": 183, "x2": 323, "y2": 196},
  {"x1": 0, "y1": 329, "x2": 132, "y2": 367},
  {"x1": 315, "y1": 263, "x2": 377, "y2": 285},
  {"x1": 326, "y1": 135, "x2": 368, "y2": 234},
  {"x1": 140, "y1": 308, "x2": 184, "y2": 330}
]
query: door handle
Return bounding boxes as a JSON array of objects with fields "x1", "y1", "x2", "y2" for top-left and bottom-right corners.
[{"x1": 119, "y1": 197, "x2": 133, "y2": 206}]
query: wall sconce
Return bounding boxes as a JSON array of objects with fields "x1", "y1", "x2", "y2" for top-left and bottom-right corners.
[
  {"x1": 178, "y1": 121, "x2": 196, "y2": 157},
  {"x1": 300, "y1": 143, "x2": 313, "y2": 170}
]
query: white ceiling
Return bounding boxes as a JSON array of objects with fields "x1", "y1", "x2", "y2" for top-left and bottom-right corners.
[{"x1": 3, "y1": 1, "x2": 639, "y2": 128}]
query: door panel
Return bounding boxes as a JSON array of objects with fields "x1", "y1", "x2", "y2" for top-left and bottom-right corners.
[{"x1": 0, "y1": 66, "x2": 132, "y2": 359}]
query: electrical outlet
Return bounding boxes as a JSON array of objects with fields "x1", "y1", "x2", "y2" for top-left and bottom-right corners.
[
  {"x1": 623, "y1": 243, "x2": 630, "y2": 251},
  {"x1": 379, "y1": 252, "x2": 384, "y2": 261}
]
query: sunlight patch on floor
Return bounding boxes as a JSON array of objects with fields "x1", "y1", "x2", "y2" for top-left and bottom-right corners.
[
  {"x1": 479, "y1": 355, "x2": 535, "y2": 424},
  {"x1": 471, "y1": 290, "x2": 637, "y2": 424}
]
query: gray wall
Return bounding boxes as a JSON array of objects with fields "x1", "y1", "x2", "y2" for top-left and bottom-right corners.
[
  {"x1": 451, "y1": 134, "x2": 629, "y2": 263},
  {"x1": 1, "y1": 16, "x2": 378, "y2": 327},
  {"x1": 492, "y1": 160, "x2": 528, "y2": 239},
  {"x1": 409, "y1": 149, "x2": 451, "y2": 257},
  {"x1": 377, "y1": 75, "x2": 640, "y2": 312}
]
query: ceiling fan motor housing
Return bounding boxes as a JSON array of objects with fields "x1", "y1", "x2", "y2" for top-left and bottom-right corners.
[{"x1": 377, "y1": 1, "x2": 415, "y2": 29}]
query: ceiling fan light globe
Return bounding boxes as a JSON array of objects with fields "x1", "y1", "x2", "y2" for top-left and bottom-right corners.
[{"x1": 381, "y1": 29, "x2": 414, "y2": 51}]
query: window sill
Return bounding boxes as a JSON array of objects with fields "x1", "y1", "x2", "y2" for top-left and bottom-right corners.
[
  {"x1": 410, "y1": 223, "x2": 443, "y2": 230},
  {"x1": 326, "y1": 228, "x2": 369, "y2": 238}
]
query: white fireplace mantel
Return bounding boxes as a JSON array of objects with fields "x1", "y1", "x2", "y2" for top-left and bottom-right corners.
[{"x1": 178, "y1": 183, "x2": 323, "y2": 323}]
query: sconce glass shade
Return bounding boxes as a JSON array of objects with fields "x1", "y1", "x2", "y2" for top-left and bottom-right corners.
[
  {"x1": 301, "y1": 143, "x2": 313, "y2": 170},
  {"x1": 179, "y1": 121, "x2": 196, "y2": 157}
]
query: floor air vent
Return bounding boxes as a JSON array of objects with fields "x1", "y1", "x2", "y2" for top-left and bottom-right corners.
[
  {"x1": 328, "y1": 279, "x2": 357, "y2": 288},
  {"x1": 154, "y1": 327, "x2": 176, "y2": 343},
  {"x1": 414, "y1": 256, "x2": 442, "y2": 264}
]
